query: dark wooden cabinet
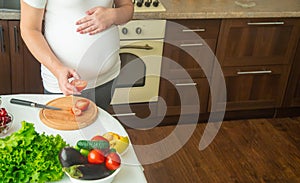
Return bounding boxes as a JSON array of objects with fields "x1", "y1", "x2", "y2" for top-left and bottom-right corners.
[
  {"x1": 222, "y1": 65, "x2": 290, "y2": 111},
  {"x1": 215, "y1": 18, "x2": 300, "y2": 112},
  {"x1": 217, "y1": 18, "x2": 300, "y2": 67},
  {"x1": 107, "y1": 102, "x2": 158, "y2": 128},
  {"x1": 0, "y1": 20, "x2": 12, "y2": 94},
  {"x1": 159, "y1": 19, "x2": 221, "y2": 117},
  {"x1": 283, "y1": 40, "x2": 300, "y2": 107},
  {"x1": 0, "y1": 20, "x2": 43, "y2": 94}
]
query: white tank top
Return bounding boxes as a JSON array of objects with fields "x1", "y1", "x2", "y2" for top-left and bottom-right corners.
[{"x1": 23, "y1": 0, "x2": 121, "y2": 93}]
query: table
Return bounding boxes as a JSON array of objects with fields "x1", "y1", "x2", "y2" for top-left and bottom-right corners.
[{"x1": 0, "y1": 94, "x2": 147, "y2": 183}]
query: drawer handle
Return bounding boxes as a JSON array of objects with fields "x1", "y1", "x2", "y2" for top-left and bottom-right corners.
[
  {"x1": 237, "y1": 70, "x2": 272, "y2": 75},
  {"x1": 0, "y1": 25, "x2": 4, "y2": 53},
  {"x1": 182, "y1": 29, "x2": 206, "y2": 32},
  {"x1": 14, "y1": 26, "x2": 19, "y2": 53},
  {"x1": 180, "y1": 43, "x2": 203, "y2": 47},
  {"x1": 175, "y1": 83, "x2": 197, "y2": 86},
  {"x1": 112, "y1": 113, "x2": 136, "y2": 117},
  {"x1": 247, "y1": 22, "x2": 284, "y2": 26}
]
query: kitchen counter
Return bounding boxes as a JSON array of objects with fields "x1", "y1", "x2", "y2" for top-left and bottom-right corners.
[
  {"x1": 1, "y1": 0, "x2": 299, "y2": 20},
  {"x1": 134, "y1": 0, "x2": 300, "y2": 19}
]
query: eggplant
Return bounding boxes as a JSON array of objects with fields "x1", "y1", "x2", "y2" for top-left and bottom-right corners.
[
  {"x1": 59, "y1": 147, "x2": 88, "y2": 167},
  {"x1": 63, "y1": 163, "x2": 112, "y2": 180}
]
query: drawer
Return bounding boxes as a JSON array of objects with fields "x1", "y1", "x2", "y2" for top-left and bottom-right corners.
[
  {"x1": 216, "y1": 65, "x2": 290, "y2": 110},
  {"x1": 162, "y1": 39, "x2": 216, "y2": 79},
  {"x1": 158, "y1": 77, "x2": 210, "y2": 116},
  {"x1": 216, "y1": 18, "x2": 300, "y2": 66},
  {"x1": 165, "y1": 19, "x2": 221, "y2": 40},
  {"x1": 108, "y1": 103, "x2": 158, "y2": 128}
]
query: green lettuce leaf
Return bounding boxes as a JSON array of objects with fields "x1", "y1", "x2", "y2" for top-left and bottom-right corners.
[{"x1": 0, "y1": 121, "x2": 68, "y2": 183}]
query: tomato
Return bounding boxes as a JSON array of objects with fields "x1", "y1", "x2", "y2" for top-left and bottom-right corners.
[
  {"x1": 88, "y1": 149, "x2": 106, "y2": 164},
  {"x1": 71, "y1": 107, "x2": 82, "y2": 116},
  {"x1": 105, "y1": 152, "x2": 121, "y2": 170},
  {"x1": 71, "y1": 79, "x2": 88, "y2": 92},
  {"x1": 91, "y1": 135, "x2": 109, "y2": 143},
  {"x1": 75, "y1": 99, "x2": 90, "y2": 111}
]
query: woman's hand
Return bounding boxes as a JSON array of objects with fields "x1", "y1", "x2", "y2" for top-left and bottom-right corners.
[
  {"x1": 76, "y1": 7, "x2": 116, "y2": 35},
  {"x1": 55, "y1": 66, "x2": 81, "y2": 96},
  {"x1": 76, "y1": 0, "x2": 133, "y2": 35}
]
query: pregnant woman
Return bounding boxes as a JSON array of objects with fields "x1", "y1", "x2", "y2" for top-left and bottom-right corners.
[{"x1": 20, "y1": 0, "x2": 133, "y2": 110}]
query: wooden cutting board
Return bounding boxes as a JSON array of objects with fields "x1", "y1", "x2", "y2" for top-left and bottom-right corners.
[{"x1": 39, "y1": 96, "x2": 98, "y2": 130}]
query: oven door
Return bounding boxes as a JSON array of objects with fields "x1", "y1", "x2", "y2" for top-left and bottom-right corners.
[{"x1": 111, "y1": 39, "x2": 164, "y2": 105}]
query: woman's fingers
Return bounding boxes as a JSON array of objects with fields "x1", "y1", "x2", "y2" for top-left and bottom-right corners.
[{"x1": 76, "y1": 7, "x2": 113, "y2": 35}]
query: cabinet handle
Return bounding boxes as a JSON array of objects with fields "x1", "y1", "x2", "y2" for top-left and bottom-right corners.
[
  {"x1": 112, "y1": 113, "x2": 136, "y2": 117},
  {"x1": 247, "y1": 22, "x2": 284, "y2": 26},
  {"x1": 0, "y1": 25, "x2": 4, "y2": 53},
  {"x1": 14, "y1": 26, "x2": 19, "y2": 53},
  {"x1": 182, "y1": 28, "x2": 206, "y2": 32},
  {"x1": 237, "y1": 70, "x2": 272, "y2": 75},
  {"x1": 175, "y1": 83, "x2": 197, "y2": 86},
  {"x1": 180, "y1": 43, "x2": 203, "y2": 47}
]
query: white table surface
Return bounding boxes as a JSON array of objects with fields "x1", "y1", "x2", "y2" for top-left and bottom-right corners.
[{"x1": 0, "y1": 94, "x2": 147, "y2": 183}]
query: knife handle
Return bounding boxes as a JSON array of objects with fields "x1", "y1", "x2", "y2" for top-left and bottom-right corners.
[{"x1": 10, "y1": 98, "x2": 36, "y2": 107}]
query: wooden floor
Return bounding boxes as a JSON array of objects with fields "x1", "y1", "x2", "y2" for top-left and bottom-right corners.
[{"x1": 126, "y1": 117, "x2": 300, "y2": 183}]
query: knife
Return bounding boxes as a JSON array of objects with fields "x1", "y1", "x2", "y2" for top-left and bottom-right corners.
[{"x1": 10, "y1": 98, "x2": 62, "y2": 110}]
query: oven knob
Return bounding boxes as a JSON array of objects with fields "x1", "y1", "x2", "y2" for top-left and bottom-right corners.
[
  {"x1": 136, "y1": 0, "x2": 143, "y2": 7},
  {"x1": 122, "y1": 27, "x2": 128, "y2": 35},
  {"x1": 145, "y1": 0, "x2": 151, "y2": 7},
  {"x1": 135, "y1": 27, "x2": 142, "y2": 34},
  {"x1": 153, "y1": 0, "x2": 159, "y2": 7}
]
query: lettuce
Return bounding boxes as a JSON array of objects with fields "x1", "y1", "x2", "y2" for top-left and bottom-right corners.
[{"x1": 0, "y1": 121, "x2": 68, "y2": 183}]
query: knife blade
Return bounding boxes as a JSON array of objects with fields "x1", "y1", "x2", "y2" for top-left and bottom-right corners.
[{"x1": 10, "y1": 98, "x2": 62, "y2": 110}]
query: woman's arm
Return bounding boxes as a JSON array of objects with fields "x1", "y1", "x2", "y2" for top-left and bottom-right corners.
[
  {"x1": 76, "y1": 0, "x2": 134, "y2": 35},
  {"x1": 20, "y1": 1, "x2": 80, "y2": 95}
]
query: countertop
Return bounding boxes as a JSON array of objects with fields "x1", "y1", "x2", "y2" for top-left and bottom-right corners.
[{"x1": 1, "y1": 0, "x2": 299, "y2": 20}]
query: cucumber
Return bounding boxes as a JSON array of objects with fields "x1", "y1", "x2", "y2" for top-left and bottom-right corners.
[{"x1": 76, "y1": 140, "x2": 109, "y2": 150}]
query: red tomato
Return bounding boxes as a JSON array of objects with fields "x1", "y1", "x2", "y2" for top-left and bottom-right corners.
[
  {"x1": 71, "y1": 79, "x2": 88, "y2": 92},
  {"x1": 88, "y1": 149, "x2": 106, "y2": 164},
  {"x1": 71, "y1": 107, "x2": 82, "y2": 116},
  {"x1": 91, "y1": 135, "x2": 109, "y2": 143},
  {"x1": 105, "y1": 152, "x2": 121, "y2": 170},
  {"x1": 75, "y1": 99, "x2": 90, "y2": 111}
]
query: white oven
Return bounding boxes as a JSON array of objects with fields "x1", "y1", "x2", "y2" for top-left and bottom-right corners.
[{"x1": 111, "y1": 20, "x2": 166, "y2": 104}]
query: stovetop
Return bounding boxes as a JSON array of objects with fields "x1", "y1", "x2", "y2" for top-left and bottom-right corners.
[{"x1": 133, "y1": 0, "x2": 166, "y2": 13}]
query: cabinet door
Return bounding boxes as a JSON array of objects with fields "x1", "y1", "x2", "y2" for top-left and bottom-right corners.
[
  {"x1": 158, "y1": 78, "x2": 209, "y2": 116},
  {"x1": 283, "y1": 40, "x2": 300, "y2": 107},
  {"x1": 0, "y1": 21, "x2": 12, "y2": 94},
  {"x1": 9, "y1": 21, "x2": 43, "y2": 94},
  {"x1": 217, "y1": 18, "x2": 300, "y2": 67},
  {"x1": 219, "y1": 65, "x2": 290, "y2": 111}
]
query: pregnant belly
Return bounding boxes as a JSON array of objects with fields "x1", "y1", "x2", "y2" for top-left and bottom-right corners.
[{"x1": 76, "y1": 28, "x2": 120, "y2": 81}]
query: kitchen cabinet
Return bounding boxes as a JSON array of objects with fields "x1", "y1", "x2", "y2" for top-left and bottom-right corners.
[
  {"x1": 0, "y1": 20, "x2": 12, "y2": 94},
  {"x1": 0, "y1": 20, "x2": 43, "y2": 94},
  {"x1": 217, "y1": 18, "x2": 300, "y2": 67},
  {"x1": 283, "y1": 40, "x2": 300, "y2": 107},
  {"x1": 158, "y1": 19, "x2": 221, "y2": 116},
  {"x1": 107, "y1": 102, "x2": 158, "y2": 129},
  {"x1": 215, "y1": 18, "x2": 300, "y2": 112},
  {"x1": 222, "y1": 65, "x2": 290, "y2": 111}
]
